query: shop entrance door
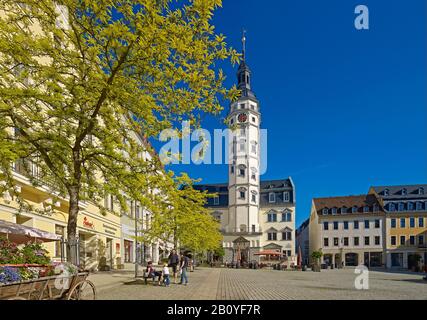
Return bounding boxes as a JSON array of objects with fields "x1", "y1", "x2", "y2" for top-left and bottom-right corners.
[{"x1": 106, "y1": 238, "x2": 113, "y2": 269}]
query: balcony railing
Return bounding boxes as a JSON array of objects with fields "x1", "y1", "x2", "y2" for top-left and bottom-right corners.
[{"x1": 12, "y1": 158, "x2": 58, "y2": 190}]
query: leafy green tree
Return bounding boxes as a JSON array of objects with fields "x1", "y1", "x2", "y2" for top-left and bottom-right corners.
[
  {"x1": 0, "y1": 0, "x2": 238, "y2": 263},
  {"x1": 140, "y1": 172, "x2": 222, "y2": 254}
]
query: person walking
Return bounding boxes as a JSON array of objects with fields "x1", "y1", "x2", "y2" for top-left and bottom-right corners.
[
  {"x1": 168, "y1": 249, "x2": 180, "y2": 284},
  {"x1": 179, "y1": 253, "x2": 189, "y2": 285}
]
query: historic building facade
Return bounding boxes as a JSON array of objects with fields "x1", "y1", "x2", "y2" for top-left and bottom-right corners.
[
  {"x1": 369, "y1": 185, "x2": 427, "y2": 270},
  {"x1": 194, "y1": 35, "x2": 296, "y2": 265},
  {"x1": 308, "y1": 195, "x2": 386, "y2": 268}
]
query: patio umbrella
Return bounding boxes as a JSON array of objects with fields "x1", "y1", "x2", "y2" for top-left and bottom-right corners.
[{"x1": 0, "y1": 219, "x2": 61, "y2": 244}]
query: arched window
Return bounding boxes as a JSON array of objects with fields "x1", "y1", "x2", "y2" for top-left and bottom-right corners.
[
  {"x1": 238, "y1": 164, "x2": 246, "y2": 177},
  {"x1": 251, "y1": 190, "x2": 257, "y2": 203},
  {"x1": 251, "y1": 167, "x2": 257, "y2": 181},
  {"x1": 238, "y1": 187, "x2": 247, "y2": 199},
  {"x1": 251, "y1": 141, "x2": 257, "y2": 154}
]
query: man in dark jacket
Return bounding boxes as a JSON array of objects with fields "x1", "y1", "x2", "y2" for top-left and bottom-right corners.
[
  {"x1": 168, "y1": 249, "x2": 180, "y2": 284},
  {"x1": 179, "y1": 253, "x2": 189, "y2": 285}
]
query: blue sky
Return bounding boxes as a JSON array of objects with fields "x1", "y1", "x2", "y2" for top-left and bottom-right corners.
[{"x1": 154, "y1": 0, "x2": 427, "y2": 227}]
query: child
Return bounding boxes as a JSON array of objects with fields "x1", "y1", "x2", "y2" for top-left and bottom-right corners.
[{"x1": 162, "y1": 263, "x2": 170, "y2": 287}]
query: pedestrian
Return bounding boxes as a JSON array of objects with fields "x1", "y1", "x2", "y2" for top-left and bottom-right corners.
[
  {"x1": 162, "y1": 263, "x2": 170, "y2": 287},
  {"x1": 179, "y1": 253, "x2": 189, "y2": 285},
  {"x1": 168, "y1": 249, "x2": 180, "y2": 284},
  {"x1": 146, "y1": 261, "x2": 162, "y2": 285}
]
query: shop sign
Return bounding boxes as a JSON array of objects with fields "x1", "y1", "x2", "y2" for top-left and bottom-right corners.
[{"x1": 83, "y1": 217, "x2": 94, "y2": 229}]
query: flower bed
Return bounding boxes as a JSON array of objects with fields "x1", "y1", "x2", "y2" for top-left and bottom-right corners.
[{"x1": 0, "y1": 237, "x2": 77, "y2": 285}]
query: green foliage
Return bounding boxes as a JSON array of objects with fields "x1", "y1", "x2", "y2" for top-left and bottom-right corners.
[
  {"x1": 138, "y1": 172, "x2": 223, "y2": 254},
  {"x1": 311, "y1": 250, "x2": 323, "y2": 261},
  {"x1": 20, "y1": 241, "x2": 51, "y2": 265},
  {"x1": 0, "y1": 0, "x2": 237, "y2": 255}
]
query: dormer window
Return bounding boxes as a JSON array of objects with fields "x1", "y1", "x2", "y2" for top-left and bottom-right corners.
[
  {"x1": 416, "y1": 202, "x2": 423, "y2": 210},
  {"x1": 398, "y1": 202, "x2": 405, "y2": 211},
  {"x1": 213, "y1": 196, "x2": 219, "y2": 205},
  {"x1": 402, "y1": 188, "x2": 407, "y2": 196},
  {"x1": 322, "y1": 208, "x2": 329, "y2": 215},
  {"x1": 408, "y1": 202, "x2": 414, "y2": 211},
  {"x1": 384, "y1": 189, "x2": 389, "y2": 196},
  {"x1": 341, "y1": 207, "x2": 347, "y2": 214},
  {"x1": 283, "y1": 191, "x2": 290, "y2": 202},
  {"x1": 419, "y1": 187, "x2": 425, "y2": 195},
  {"x1": 352, "y1": 206, "x2": 358, "y2": 213},
  {"x1": 363, "y1": 206, "x2": 370, "y2": 213},
  {"x1": 373, "y1": 204, "x2": 379, "y2": 212},
  {"x1": 389, "y1": 203, "x2": 395, "y2": 211},
  {"x1": 331, "y1": 208, "x2": 337, "y2": 215},
  {"x1": 269, "y1": 192, "x2": 276, "y2": 203}
]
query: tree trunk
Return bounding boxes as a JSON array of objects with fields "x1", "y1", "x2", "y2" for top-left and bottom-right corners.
[{"x1": 67, "y1": 185, "x2": 80, "y2": 265}]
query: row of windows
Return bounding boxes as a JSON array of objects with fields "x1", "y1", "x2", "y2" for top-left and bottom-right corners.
[
  {"x1": 323, "y1": 236, "x2": 381, "y2": 247},
  {"x1": 267, "y1": 231, "x2": 292, "y2": 241},
  {"x1": 269, "y1": 192, "x2": 290, "y2": 203},
  {"x1": 390, "y1": 217, "x2": 425, "y2": 228},
  {"x1": 390, "y1": 235, "x2": 424, "y2": 246},
  {"x1": 267, "y1": 212, "x2": 292, "y2": 222},
  {"x1": 387, "y1": 201, "x2": 426, "y2": 212},
  {"x1": 383, "y1": 187, "x2": 424, "y2": 196},
  {"x1": 230, "y1": 164, "x2": 258, "y2": 180},
  {"x1": 322, "y1": 205, "x2": 379, "y2": 215},
  {"x1": 323, "y1": 220, "x2": 380, "y2": 230},
  {"x1": 231, "y1": 103, "x2": 258, "y2": 112}
]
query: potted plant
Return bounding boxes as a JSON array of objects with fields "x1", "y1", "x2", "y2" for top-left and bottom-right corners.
[{"x1": 311, "y1": 250, "x2": 323, "y2": 272}]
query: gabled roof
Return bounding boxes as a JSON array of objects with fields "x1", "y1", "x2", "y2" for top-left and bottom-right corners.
[
  {"x1": 371, "y1": 185, "x2": 427, "y2": 200},
  {"x1": 313, "y1": 194, "x2": 384, "y2": 215}
]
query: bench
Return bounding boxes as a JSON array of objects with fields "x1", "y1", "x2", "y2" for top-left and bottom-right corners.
[{"x1": 142, "y1": 270, "x2": 162, "y2": 285}]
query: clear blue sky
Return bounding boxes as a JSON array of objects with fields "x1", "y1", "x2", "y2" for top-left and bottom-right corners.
[{"x1": 154, "y1": 0, "x2": 427, "y2": 228}]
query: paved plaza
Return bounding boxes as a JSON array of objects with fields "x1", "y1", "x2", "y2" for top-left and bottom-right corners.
[{"x1": 91, "y1": 267, "x2": 427, "y2": 300}]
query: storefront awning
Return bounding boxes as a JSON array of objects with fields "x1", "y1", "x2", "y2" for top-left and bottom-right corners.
[
  {"x1": 0, "y1": 219, "x2": 61, "y2": 244},
  {"x1": 254, "y1": 250, "x2": 283, "y2": 256}
]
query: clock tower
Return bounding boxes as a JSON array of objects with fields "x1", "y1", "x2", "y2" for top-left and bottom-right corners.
[{"x1": 225, "y1": 31, "x2": 262, "y2": 258}]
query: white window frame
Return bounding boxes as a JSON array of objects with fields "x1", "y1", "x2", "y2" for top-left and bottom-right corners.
[
  {"x1": 269, "y1": 192, "x2": 276, "y2": 203},
  {"x1": 283, "y1": 191, "x2": 290, "y2": 202}
]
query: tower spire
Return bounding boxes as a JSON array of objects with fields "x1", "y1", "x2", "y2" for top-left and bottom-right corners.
[{"x1": 242, "y1": 28, "x2": 246, "y2": 61}]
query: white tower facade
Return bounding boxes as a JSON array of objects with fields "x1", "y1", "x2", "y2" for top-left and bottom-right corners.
[{"x1": 224, "y1": 33, "x2": 263, "y2": 262}]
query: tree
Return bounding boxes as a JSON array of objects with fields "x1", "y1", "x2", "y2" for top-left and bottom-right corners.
[
  {"x1": 0, "y1": 0, "x2": 239, "y2": 263},
  {"x1": 140, "y1": 172, "x2": 222, "y2": 255}
]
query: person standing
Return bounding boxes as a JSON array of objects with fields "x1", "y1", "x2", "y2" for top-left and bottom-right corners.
[
  {"x1": 168, "y1": 249, "x2": 180, "y2": 284},
  {"x1": 179, "y1": 253, "x2": 189, "y2": 285},
  {"x1": 162, "y1": 263, "x2": 170, "y2": 287}
]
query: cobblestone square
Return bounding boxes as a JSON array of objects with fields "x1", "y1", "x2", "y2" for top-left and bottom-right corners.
[{"x1": 92, "y1": 267, "x2": 427, "y2": 300}]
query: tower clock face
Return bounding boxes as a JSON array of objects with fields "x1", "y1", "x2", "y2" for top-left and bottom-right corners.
[{"x1": 237, "y1": 113, "x2": 247, "y2": 123}]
